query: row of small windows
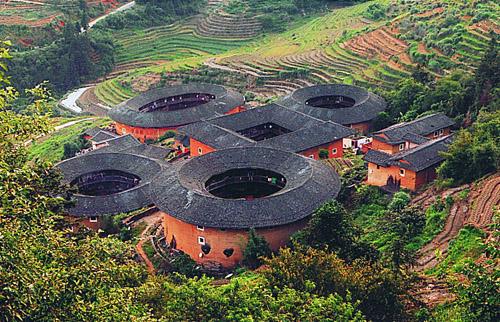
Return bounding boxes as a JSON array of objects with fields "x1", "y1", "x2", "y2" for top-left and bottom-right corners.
[{"x1": 433, "y1": 129, "x2": 445, "y2": 137}]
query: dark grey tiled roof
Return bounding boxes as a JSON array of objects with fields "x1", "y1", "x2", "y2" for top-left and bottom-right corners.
[
  {"x1": 89, "y1": 134, "x2": 172, "y2": 160},
  {"x1": 258, "y1": 122, "x2": 353, "y2": 153},
  {"x1": 374, "y1": 113, "x2": 454, "y2": 144},
  {"x1": 401, "y1": 133, "x2": 430, "y2": 145},
  {"x1": 90, "y1": 130, "x2": 118, "y2": 143},
  {"x1": 364, "y1": 135, "x2": 453, "y2": 172},
  {"x1": 277, "y1": 84, "x2": 386, "y2": 125},
  {"x1": 57, "y1": 152, "x2": 163, "y2": 217},
  {"x1": 108, "y1": 83, "x2": 245, "y2": 128},
  {"x1": 89, "y1": 134, "x2": 141, "y2": 152},
  {"x1": 210, "y1": 103, "x2": 325, "y2": 131},
  {"x1": 179, "y1": 122, "x2": 253, "y2": 148},
  {"x1": 83, "y1": 126, "x2": 102, "y2": 137},
  {"x1": 150, "y1": 147, "x2": 341, "y2": 229},
  {"x1": 178, "y1": 104, "x2": 354, "y2": 153}
]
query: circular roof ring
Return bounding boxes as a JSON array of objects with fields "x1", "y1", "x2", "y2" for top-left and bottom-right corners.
[
  {"x1": 278, "y1": 84, "x2": 387, "y2": 125},
  {"x1": 108, "y1": 83, "x2": 245, "y2": 128},
  {"x1": 150, "y1": 147, "x2": 341, "y2": 229},
  {"x1": 57, "y1": 152, "x2": 163, "y2": 217}
]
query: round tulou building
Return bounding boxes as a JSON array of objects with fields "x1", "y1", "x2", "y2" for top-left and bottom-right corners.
[
  {"x1": 150, "y1": 147, "x2": 341, "y2": 268},
  {"x1": 109, "y1": 83, "x2": 245, "y2": 142},
  {"x1": 57, "y1": 152, "x2": 162, "y2": 230},
  {"x1": 278, "y1": 84, "x2": 386, "y2": 134}
]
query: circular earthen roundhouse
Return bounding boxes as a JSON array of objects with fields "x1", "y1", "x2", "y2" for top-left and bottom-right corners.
[
  {"x1": 278, "y1": 84, "x2": 386, "y2": 134},
  {"x1": 150, "y1": 147, "x2": 341, "y2": 268},
  {"x1": 57, "y1": 152, "x2": 162, "y2": 229},
  {"x1": 109, "y1": 83, "x2": 245, "y2": 142}
]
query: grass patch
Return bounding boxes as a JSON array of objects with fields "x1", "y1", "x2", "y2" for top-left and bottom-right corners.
[
  {"x1": 28, "y1": 118, "x2": 111, "y2": 163},
  {"x1": 407, "y1": 199, "x2": 451, "y2": 251},
  {"x1": 131, "y1": 221, "x2": 148, "y2": 240},
  {"x1": 427, "y1": 226, "x2": 487, "y2": 277}
]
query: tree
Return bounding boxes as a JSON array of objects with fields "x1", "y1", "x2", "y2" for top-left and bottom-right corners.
[
  {"x1": 379, "y1": 205, "x2": 426, "y2": 270},
  {"x1": 473, "y1": 36, "x2": 499, "y2": 110},
  {"x1": 456, "y1": 262, "x2": 500, "y2": 322},
  {"x1": 242, "y1": 228, "x2": 271, "y2": 269},
  {"x1": 292, "y1": 201, "x2": 377, "y2": 261},
  {"x1": 388, "y1": 191, "x2": 411, "y2": 212},
  {"x1": 438, "y1": 110, "x2": 499, "y2": 184},
  {"x1": 79, "y1": 0, "x2": 90, "y2": 31},
  {"x1": 263, "y1": 246, "x2": 407, "y2": 322},
  {"x1": 0, "y1": 42, "x2": 148, "y2": 321}
]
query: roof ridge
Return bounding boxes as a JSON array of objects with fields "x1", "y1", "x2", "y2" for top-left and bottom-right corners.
[
  {"x1": 389, "y1": 134, "x2": 452, "y2": 161},
  {"x1": 209, "y1": 123, "x2": 256, "y2": 143},
  {"x1": 376, "y1": 113, "x2": 446, "y2": 134}
]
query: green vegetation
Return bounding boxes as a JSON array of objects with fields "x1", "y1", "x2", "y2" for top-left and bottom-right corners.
[
  {"x1": 96, "y1": 0, "x2": 205, "y2": 29},
  {"x1": 429, "y1": 226, "x2": 487, "y2": 276},
  {"x1": 438, "y1": 110, "x2": 500, "y2": 185},
  {"x1": 10, "y1": 25, "x2": 115, "y2": 95},
  {"x1": 113, "y1": 26, "x2": 249, "y2": 65},
  {"x1": 28, "y1": 118, "x2": 111, "y2": 162},
  {"x1": 243, "y1": 228, "x2": 272, "y2": 269},
  {"x1": 363, "y1": 3, "x2": 387, "y2": 21},
  {"x1": 293, "y1": 200, "x2": 376, "y2": 261},
  {"x1": 2, "y1": 1, "x2": 499, "y2": 320},
  {"x1": 263, "y1": 246, "x2": 408, "y2": 321}
]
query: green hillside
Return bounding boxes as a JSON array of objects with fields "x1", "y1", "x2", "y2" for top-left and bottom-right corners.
[{"x1": 95, "y1": 0, "x2": 498, "y2": 104}]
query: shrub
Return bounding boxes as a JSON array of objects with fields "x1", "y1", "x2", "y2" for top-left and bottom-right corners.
[
  {"x1": 363, "y1": 3, "x2": 388, "y2": 21},
  {"x1": 243, "y1": 228, "x2": 271, "y2": 269},
  {"x1": 319, "y1": 149, "x2": 329, "y2": 159}
]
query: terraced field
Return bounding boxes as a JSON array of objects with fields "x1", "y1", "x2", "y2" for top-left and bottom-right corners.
[
  {"x1": 196, "y1": 8, "x2": 262, "y2": 39},
  {"x1": 93, "y1": 0, "x2": 498, "y2": 106},
  {"x1": 0, "y1": 0, "x2": 127, "y2": 26},
  {"x1": 114, "y1": 22, "x2": 250, "y2": 65}
]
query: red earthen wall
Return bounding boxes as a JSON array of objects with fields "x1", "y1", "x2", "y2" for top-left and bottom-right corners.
[
  {"x1": 424, "y1": 127, "x2": 451, "y2": 140},
  {"x1": 371, "y1": 138, "x2": 401, "y2": 154},
  {"x1": 189, "y1": 139, "x2": 216, "y2": 157},
  {"x1": 366, "y1": 162, "x2": 439, "y2": 191},
  {"x1": 115, "y1": 122, "x2": 177, "y2": 143},
  {"x1": 349, "y1": 121, "x2": 371, "y2": 135},
  {"x1": 226, "y1": 106, "x2": 246, "y2": 115},
  {"x1": 299, "y1": 140, "x2": 344, "y2": 160},
  {"x1": 163, "y1": 212, "x2": 308, "y2": 267},
  {"x1": 114, "y1": 105, "x2": 245, "y2": 142}
]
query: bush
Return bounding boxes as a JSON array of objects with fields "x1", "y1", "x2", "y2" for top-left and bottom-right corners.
[
  {"x1": 293, "y1": 201, "x2": 377, "y2": 262},
  {"x1": 319, "y1": 148, "x2": 329, "y2": 159},
  {"x1": 264, "y1": 246, "x2": 408, "y2": 322},
  {"x1": 438, "y1": 110, "x2": 499, "y2": 184},
  {"x1": 243, "y1": 228, "x2": 271, "y2": 269},
  {"x1": 363, "y1": 3, "x2": 387, "y2": 21}
]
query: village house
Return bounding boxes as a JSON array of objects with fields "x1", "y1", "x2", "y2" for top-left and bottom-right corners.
[
  {"x1": 364, "y1": 113, "x2": 455, "y2": 191},
  {"x1": 150, "y1": 147, "x2": 341, "y2": 268}
]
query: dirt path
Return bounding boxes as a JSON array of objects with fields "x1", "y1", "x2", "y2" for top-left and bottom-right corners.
[
  {"x1": 411, "y1": 173, "x2": 499, "y2": 307},
  {"x1": 87, "y1": 1, "x2": 135, "y2": 30},
  {"x1": 204, "y1": 58, "x2": 261, "y2": 77},
  {"x1": 7, "y1": 0, "x2": 45, "y2": 5},
  {"x1": 23, "y1": 117, "x2": 96, "y2": 146},
  {"x1": 76, "y1": 86, "x2": 111, "y2": 116},
  {"x1": 134, "y1": 212, "x2": 162, "y2": 274}
]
